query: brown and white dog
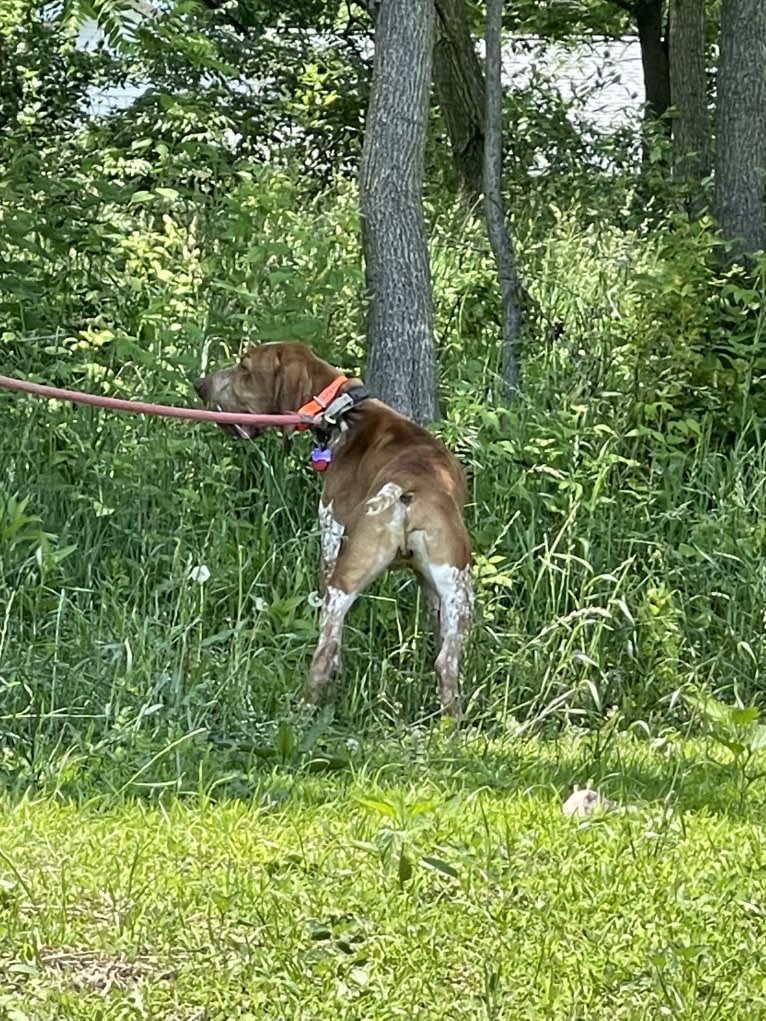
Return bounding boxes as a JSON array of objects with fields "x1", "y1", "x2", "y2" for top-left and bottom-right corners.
[{"x1": 194, "y1": 341, "x2": 473, "y2": 716}]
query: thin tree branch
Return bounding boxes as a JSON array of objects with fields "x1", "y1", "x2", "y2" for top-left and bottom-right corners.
[{"x1": 483, "y1": 0, "x2": 522, "y2": 397}]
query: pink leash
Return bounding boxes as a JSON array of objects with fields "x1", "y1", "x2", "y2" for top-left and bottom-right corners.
[{"x1": 0, "y1": 374, "x2": 312, "y2": 428}]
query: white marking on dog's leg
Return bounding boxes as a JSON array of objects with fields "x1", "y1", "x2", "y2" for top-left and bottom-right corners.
[
  {"x1": 305, "y1": 586, "x2": 357, "y2": 704},
  {"x1": 428, "y1": 563, "x2": 474, "y2": 716},
  {"x1": 365, "y1": 482, "x2": 403, "y2": 516},
  {"x1": 318, "y1": 500, "x2": 344, "y2": 594}
]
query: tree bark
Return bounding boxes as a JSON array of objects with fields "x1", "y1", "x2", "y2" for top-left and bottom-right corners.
[
  {"x1": 715, "y1": 0, "x2": 766, "y2": 261},
  {"x1": 359, "y1": 0, "x2": 438, "y2": 424},
  {"x1": 483, "y1": 0, "x2": 521, "y2": 397},
  {"x1": 669, "y1": 0, "x2": 711, "y2": 205},
  {"x1": 635, "y1": 0, "x2": 670, "y2": 123},
  {"x1": 433, "y1": 0, "x2": 485, "y2": 197}
]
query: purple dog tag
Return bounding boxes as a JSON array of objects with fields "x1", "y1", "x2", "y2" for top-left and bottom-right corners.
[{"x1": 310, "y1": 447, "x2": 333, "y2": 472}]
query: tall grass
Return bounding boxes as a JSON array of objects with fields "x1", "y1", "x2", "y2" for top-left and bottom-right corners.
[{"x1": 2, "y1": 170, "x2": 766, "y2": 772}]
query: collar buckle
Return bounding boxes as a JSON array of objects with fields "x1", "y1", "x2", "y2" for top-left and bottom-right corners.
[
  {"x1": 321, "y1": 392, "x2": 355, "y2": 425},
  {"x1": 296, "y1": 374, "x2": 349, "y2": 429}
]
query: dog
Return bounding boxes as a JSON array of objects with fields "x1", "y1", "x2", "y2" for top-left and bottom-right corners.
[{"x1": 194, "y1": 341, "x2": 473, "y2": 715}]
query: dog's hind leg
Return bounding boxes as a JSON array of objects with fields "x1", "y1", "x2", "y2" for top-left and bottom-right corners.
[
  {"x1": 428, "y1": 562, "x2": 473, "y2": 717},
  {"x1": 408, "y1": 508, "x2": 473, "y2": 717}
]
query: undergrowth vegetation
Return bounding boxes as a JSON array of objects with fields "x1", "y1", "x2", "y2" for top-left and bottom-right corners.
[
  {"x1": 2, "y1": 154, "x2": 766, "y2": 773},
  {"x1": 2, "y1": 4, "x2": 766, "y2": 777}
]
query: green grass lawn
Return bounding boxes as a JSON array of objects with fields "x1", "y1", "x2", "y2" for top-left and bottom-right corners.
[{"x1": 1, "y1": 730, "x2": 765, "y2": 1020}]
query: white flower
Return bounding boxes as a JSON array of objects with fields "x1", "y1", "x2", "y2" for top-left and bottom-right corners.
[{"x1": 189, "y1": 564, "x2": 211, "y2": 585}]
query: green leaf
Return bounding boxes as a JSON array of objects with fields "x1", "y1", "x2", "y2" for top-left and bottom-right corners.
[
  {"x1": 296, "y1": 707, "x2": 334, "y2": 754},
  {"x1": 303, "y1": 755, "x2": 351, "y2": 773},
  {"x1": 398, "y1": 848, "x2": 413, "y2": 887},
  {"x1": 348, "y1": 840, "x2": 379, "y2": 854},
  {"x1": 684, "y1": 689, "x2": 733, "y2": 725},
  {"x1": 420, "y1": 856, "x2": 459, "y2": 880},
  {"x1": 355, "y1": 796, "x2": 398, "y2": 820},
  {"x1": 714, "y1": 736, "x2": 746, "y2": 758},
  {"x1": 407, "y1": 799, "x2": 438, "y2": 818},
  {"x1": 6, "y1": 962, "x2": 37, "y2": 976},
  {"x1": 274, "y1": 720, "x2": 295, "y2": 764},
  {"x1": 730, "y1": 706, "x2": 760, "y2": 726},
  {"x1": 199, "y1": 629, "x2": 240, "y2": 648}
]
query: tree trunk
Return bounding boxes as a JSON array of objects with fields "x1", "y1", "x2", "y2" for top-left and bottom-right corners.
[
  {"x1": 359, "y1": 0, "x2": 439, "y2": 424},
  {"x1": 484, "y1": 0, "x2": 521, "y2": 397},
  {"x1": 715, "y1": 0, "x2": 766, "y2": 261},
  {"x1": 669, "y1": 0, "x2": 711, "y2": 206},
  {"x1": 433, "y1": 0, "x2": 485, "y2": 197},
  {"x1": 635, "y1": 0, "x2": 670, "y2": 123}
]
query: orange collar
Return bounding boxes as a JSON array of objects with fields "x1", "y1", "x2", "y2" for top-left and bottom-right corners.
[{"x1": 296, "y1": 374, "x2": 348, "y2": 429}]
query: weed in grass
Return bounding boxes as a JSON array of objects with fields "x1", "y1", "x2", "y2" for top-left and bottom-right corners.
[{"x1": 684, "y1": 686, "x2": 766, "y2": 809}]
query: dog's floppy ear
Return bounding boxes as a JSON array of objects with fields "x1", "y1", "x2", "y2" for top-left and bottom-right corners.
[{"x1": 274, "y1": 347, "x2": 312, "y2": 444}]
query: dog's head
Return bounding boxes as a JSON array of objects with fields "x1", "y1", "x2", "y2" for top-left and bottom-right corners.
[{"x1": 194, "y1": 341, "x2": 325, "y2": 440}]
